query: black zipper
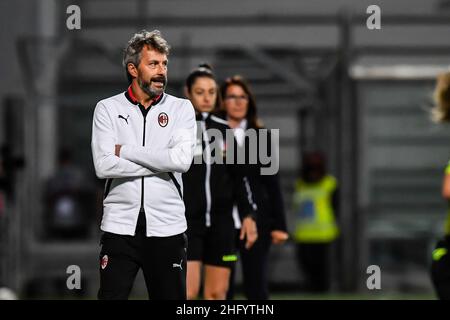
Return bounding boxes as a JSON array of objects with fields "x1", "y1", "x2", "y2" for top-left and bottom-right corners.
[
  {"x1": 136, "y1": 95, "x2": 162, "y2": 213},
  {"x1": 141, "y1": 116, "x2": 146, "y2": 210},
  {"x1": 104, "y1": 178, "x2": 113, "y2": 199}
]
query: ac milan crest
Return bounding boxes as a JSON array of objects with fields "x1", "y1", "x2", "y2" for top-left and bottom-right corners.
[
  {"x1": 158, "y1": 112, "x2": 169, "y2": 127},
  {"x1": 101, "y1": 255, "x2": 109, "y2": 270}
]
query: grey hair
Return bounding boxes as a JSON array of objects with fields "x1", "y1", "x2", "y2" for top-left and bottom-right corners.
[{"x1": 122, "y1": 30, "x2": 170, "y2": 83}]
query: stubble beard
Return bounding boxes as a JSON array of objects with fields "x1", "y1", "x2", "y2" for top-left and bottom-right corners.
[{"x1": 138, "y1": 76, "x2": 166, "y2": 99}]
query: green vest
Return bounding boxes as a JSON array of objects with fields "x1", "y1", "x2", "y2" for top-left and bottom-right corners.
[{"x1": 293, "y1": 175, "x2": 339, "y2": 243}]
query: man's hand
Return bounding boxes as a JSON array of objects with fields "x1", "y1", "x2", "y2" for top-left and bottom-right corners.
[
  {"x1": 240, "y1": 216, "x2": 258, "y2": 250},
  {"x1": 115, "y1": 145, "x2": 122, "y2": 157},
  {"x1": 271, "y1": 230, "x2": 289, "y2": 245}
]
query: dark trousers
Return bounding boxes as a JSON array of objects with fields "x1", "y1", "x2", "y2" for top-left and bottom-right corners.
[
  {"x1": 227, "y1": 231, "x2": 272, "y2": 300},
  {"x1": 431, "y1": 238, "x2": 450, "y2": 300},
  {"x1": 240, "y1": 234, "x2": 272, "y2": 299},
  {"x1": 98, "y1": 210, "x2": 187, "y2": 300},
  {"x1": 296, "y1": 242, "x2": 331, "y2": 293}
]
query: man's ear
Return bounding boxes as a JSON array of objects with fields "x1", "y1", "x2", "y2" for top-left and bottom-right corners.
[{"x1": 127, "y1": 63, "x2": 138, "y2": 79}]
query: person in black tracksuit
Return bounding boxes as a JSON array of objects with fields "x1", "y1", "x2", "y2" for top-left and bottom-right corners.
[
  {"x1": 221, "y1": 76, "x2": 289, "y2": 300},
  {"x1": 183, "y1": 65, "x2": 258, "y2": 300}
]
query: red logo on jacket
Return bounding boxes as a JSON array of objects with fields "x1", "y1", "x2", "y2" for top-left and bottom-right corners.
[
  {"x1": 101, "y1": 255, "x2": 109, "y2": 270},
  {"x1": 158, "y1": 112, "x2": 169, "y2": 127}
]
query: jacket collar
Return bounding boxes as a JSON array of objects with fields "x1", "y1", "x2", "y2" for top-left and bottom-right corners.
[{"x1": 125, "y1": 85, "x2": 163, "y2": 107}]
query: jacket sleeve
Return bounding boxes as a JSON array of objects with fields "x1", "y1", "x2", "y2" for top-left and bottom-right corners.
[
  {"x1": 234, "y1": 175, "x2": 258, "y2": 221},
  {"x1": 229, "y1": 140, "x2": 258, "y2": 221},
  {"x1": 120, "y1": 100, "x2": 197, "y2": 174},
  {"x1": 261, "y1": 172, "x2": 288, "y2": 232},
  {"x1": 260, "y1": 130, "x2": 288, "y2": 231},
  {"x1": 220, "y1": 123, "x2": 258, "y2": 221},
  {"x1": 91, "y1": 102, "x2": 157, "y2": 179}
]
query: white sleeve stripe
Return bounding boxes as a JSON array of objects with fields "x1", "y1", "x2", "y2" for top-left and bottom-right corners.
[
  {"x1": 243, "y1": 176, "x2": 258, "y2": 211},
  {"x1": 210, "y1": 115, "x2": 229, "y2": 126}
]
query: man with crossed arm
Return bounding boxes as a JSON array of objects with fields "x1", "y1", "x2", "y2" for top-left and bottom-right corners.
[{"x1": 91, "y1": 30, "x2": 196, "y2": 300}]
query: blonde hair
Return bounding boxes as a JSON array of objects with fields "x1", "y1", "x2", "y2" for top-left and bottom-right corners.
[{"x1": 432, "y1": 72, "x2": 450, "y2": 123}]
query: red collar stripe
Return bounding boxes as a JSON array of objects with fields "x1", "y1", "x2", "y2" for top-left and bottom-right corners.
[
  {"x1": 127, "y1": 86, "x2": 162, "y2": 106},
  {"x1": 127, "y1": 86, "x2": 138, "y2": 103}
]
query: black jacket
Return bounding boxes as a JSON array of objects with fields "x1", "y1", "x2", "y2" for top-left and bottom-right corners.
[
  {"x1": 182, "y1": 112, "x2": 257, "y2": 231},
  {"x1": 216, "y1": 112, "x2": 288, "y2": 234}
]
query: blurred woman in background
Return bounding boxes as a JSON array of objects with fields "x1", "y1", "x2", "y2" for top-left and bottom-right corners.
[
  {"x1": 183, "y1": 66, "x2": 258, "y2": 300},
  {"x1": 220, "y1": 75, "x2": 289, "y2": 300}
]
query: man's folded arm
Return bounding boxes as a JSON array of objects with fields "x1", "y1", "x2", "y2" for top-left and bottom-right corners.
[
  {"x1": 120, "y1": 100, "x2": 197, "y2": 174},
  {"x1": 91, "y1": 102, "x2": 157, "y2": 179}
]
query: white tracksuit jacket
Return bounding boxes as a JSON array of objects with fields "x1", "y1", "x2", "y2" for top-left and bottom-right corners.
[{"x1": 91, "y1": 89, "x2": 197, "y2": 237}]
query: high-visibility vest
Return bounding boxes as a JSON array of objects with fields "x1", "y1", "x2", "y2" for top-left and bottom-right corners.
[
  {"x1": 444, "y1": 163, "x2": 450, "y2": 236},
  {"x1": 293, "y1": 175, "x2": 339, "y2": 243}
]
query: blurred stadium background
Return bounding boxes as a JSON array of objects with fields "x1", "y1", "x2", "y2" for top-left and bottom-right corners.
[{"x1": 1, "y1": 0, "x2": 450, "y2": 299}]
